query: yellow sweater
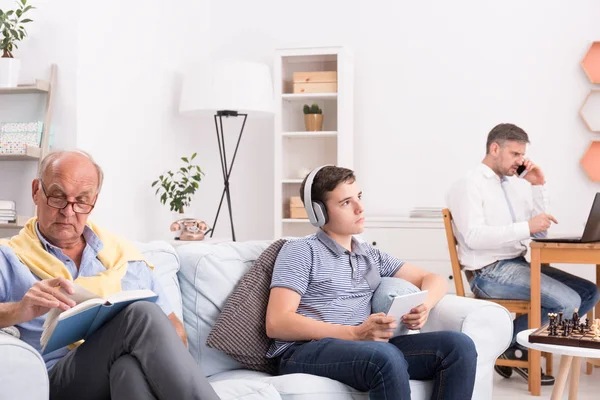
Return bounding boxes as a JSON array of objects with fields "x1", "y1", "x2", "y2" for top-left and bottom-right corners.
[{"x1": 0, "y1": 217, "x2": 153, "y2": 298}]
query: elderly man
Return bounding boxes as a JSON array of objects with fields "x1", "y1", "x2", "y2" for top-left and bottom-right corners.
[{"x1": 0, "y1": 151, "x2": 219, "y2": 400}]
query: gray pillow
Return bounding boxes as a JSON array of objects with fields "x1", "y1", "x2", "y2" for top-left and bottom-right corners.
[
  {"x1": 372, "y1": 277, "x2": 420, "y2": 313},
  {"x1": 206, "y1": 239, "x2": 287, "y2": 375}
]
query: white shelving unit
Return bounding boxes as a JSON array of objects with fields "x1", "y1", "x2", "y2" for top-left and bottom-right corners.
[
  {"x1": 273, "y1": 47, "x2": 354, "y2": 238},
  {"x1": 0, "y1": 64, "x2": 57, "y2": 232}
]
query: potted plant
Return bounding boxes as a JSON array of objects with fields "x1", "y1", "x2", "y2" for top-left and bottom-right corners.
[
  {"x1": 152, "y1": 153, "x2": 205, "y2": 238},
  {"x1": 0, "y1": 0, "x2": 35, "y2": 88},
  {"x1": 303, "y1": 103, "x2": 323, "y2": 131}
]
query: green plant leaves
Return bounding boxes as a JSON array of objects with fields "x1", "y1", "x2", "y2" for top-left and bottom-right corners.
[
  {"x1": 0, "y1": 0, "x2": 34, "y2": 56},
  {"x1": 152, "y1": 154, "x2": 204, "y2": 213}
]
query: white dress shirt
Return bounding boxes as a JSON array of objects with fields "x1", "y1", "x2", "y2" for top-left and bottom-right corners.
[{"x1": 446, "y1": 163, "x2": 550, "y2": 271}]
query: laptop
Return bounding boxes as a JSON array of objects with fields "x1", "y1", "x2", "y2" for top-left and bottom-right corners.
[{"x1": 533, "y1": 193, "x2": 600, "y2": 243}]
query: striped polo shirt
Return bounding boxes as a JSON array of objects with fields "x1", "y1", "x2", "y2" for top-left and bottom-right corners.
[{"x1": 266, "y1": 229, "x2": 404, "y2": 358}]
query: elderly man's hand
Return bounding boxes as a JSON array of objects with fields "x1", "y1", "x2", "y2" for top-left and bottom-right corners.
[{"x1": 16, "y1": 277, "x2": 76, "y2": 324}]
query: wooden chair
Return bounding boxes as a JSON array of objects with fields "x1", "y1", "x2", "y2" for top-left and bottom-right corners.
[{"x1": 441, "y1": 208, "x2": 553, "y2": 390}]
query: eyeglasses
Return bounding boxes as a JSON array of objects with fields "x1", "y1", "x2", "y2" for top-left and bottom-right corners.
[{"x1": 39, "y1": 181, "x2": 96, "y2": 214}]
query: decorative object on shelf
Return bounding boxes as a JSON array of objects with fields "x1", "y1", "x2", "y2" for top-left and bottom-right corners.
[
  {"x1": 582, "y1": 42, "x2": 600, "y2": 84},
  {"x1": 289, "y1": 196, "x2": 307, "y2": 219},
  {"x1": 0, "y1": 0, "x2": 35, "y2": 88},
  {"x1": 303, "y1": 103, "x2": 323, "y2": 131},
  {"x1": 180, "y1": 60, "x2": 274, "y2": 241},
  {"x1": 0, "y1": 120, "x2": 42, "y2": 154},
  {"x1": 152, "y1": 153, "x2": 205, "y2": 237},
  {"x1": 581, "y1": 141, "x2": 600, "y2": 182},
  {"x1": 293, "y1": 71, "x2": 337, "y2": 94},
  {"x1": 170, "y1": 218, "x2": 209, "y2": 241}
]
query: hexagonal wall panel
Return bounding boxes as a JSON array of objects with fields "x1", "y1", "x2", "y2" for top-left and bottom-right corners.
[
  {"x1": 580, "y1": 89, "x2": 600, "y2": 132},
  {"x1": 582, "y1": 42, "x2": 600, "y2": 84},
  {"x1": 581, "y1": 141, "x2": 600, "y2": 182}
]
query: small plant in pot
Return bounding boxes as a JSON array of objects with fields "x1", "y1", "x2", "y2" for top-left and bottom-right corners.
[
  {"x1": 0, "y1": 0, "x2": 35, "y2": 88},
  {"x1": 152, "y1": 153, "x2": 207, "y2": 239},
  {"x1": 303, "y1": 103, "x2": 323, "y2": 131}
]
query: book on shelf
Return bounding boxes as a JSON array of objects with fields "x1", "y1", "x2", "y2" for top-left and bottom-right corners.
[
  {"x1": 409, "y1": 207, "x2": 443, "y2": 219},
  {"x1": 0, "y1": 200, "x2": 16, "y2": 211}
]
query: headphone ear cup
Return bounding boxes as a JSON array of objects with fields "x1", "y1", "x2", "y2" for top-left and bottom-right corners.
[{"x1": 312, "y1": 201, "x2": 328, "y2": 227}]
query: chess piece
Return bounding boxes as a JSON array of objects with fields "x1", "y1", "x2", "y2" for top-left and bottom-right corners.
[
  {"x1": 558, "y1": 311, "x2": 564, "y2": 325},
  {"x1": 573, "y1": 308, "x2": 580, "y2": 326}
]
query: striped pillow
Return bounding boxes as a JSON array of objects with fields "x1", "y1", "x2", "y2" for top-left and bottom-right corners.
[{"x1": 206, "y1": 239, "x2": 287, "y2": 374}]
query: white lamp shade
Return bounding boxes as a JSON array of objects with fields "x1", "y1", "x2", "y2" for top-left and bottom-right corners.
[{"x1": 180, "y1": 60, "x2": 274, "y2": 116}]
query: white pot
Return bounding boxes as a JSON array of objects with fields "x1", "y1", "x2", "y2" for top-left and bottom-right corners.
[{"x1": 0, "y1": 58, "x2": 20, "y2": 88}]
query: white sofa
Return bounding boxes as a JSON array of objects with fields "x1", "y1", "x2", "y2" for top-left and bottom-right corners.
[{"x1": 0, "y1": 239, "x2": 513, "y2": 400}]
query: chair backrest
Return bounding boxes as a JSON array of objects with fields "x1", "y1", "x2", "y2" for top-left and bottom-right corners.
[{"x1": 442, "y1": 208, "x2": 466, "y2": 297}]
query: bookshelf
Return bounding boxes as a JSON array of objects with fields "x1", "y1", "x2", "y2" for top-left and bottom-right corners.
[{"x1": 273, "y1": 47, "x2": 354, "y2": 238}]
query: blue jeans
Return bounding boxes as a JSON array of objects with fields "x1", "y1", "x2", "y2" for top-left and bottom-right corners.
[
  {"x1": 469, "y1": 257, "x2": 600, "y2": 345},
  {"x1": 278, "y1": 331, "x2": 477, "y2": 400}
]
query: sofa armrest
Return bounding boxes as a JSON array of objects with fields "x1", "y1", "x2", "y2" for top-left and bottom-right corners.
[
  {"x1": 0, "y1": 333, "x2": 49, "y2": 400},
  {"x1": 421, "y1": 295, "x2": 512, "y2": 361},
  {"x1": 420, "y1": 295, "x2": 512, "y2": 400}
]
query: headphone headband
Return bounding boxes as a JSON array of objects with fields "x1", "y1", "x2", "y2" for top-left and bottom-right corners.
[{"x1": 303, "y1": 165, "x2": 332, "y2": 226}]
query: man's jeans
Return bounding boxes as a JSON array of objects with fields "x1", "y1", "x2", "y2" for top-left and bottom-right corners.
[
  {"x1": 469, "y1": 257, "x2": 600, "y2": 345},
  {"x1": 278, "y1": 331, "x2": 477, "y2": 400}
]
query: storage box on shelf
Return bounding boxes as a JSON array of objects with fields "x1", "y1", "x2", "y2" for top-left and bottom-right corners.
[
  {"x1": 289, "y1": 196, "x2": 308, "y2": 219},
  {"x1": 293, "y1": 71, "x2": 337, "y2": 94}
]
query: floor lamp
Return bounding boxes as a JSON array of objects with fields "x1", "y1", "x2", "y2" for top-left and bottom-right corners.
[{"x1": 179, "y1": 60, "x2": 273, "y2": 241}]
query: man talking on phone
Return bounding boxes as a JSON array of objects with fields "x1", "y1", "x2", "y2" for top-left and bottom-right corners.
[{"x1": 446, "y1": 123, "x2": 600, "y2": 385}]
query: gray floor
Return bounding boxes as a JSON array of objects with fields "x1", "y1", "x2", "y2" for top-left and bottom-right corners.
[{"x1": 492, "y1": 357, "x2": 599, "y2": 399}]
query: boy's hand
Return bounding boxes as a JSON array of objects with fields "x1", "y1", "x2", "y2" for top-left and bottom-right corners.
[
  {"x1": 353, "y1": 313, "x2": 397, "y2": 342},
  {"x1": 401, "y1": 303, "x2": 430, "y2": 330}
]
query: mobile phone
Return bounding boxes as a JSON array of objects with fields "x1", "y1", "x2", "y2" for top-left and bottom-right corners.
[{"x1": 516, "y1": 164, "x2": 527, "y2": 178}]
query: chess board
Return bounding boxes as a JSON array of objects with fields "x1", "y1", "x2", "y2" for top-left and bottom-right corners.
[{"x1": 529, "y1": 316, "x2": 600, "y2": 350}]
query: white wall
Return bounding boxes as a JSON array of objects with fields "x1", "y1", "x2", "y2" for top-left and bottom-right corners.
[
  {"x1": 76, "y1": 0, "x2": 212, "y2": 241},
  {"x1": 3, "y1": 0, "x2": 600, "y2": 255},
  {"x1": 0, "y1": 0, "x2": 78, "y2": 229},
  {"x1": 210, "y1": 0, "x2": 600, "y2": 232},
  {"x1": 209, "y1": 0, "x2": 600, "y2": 279}
]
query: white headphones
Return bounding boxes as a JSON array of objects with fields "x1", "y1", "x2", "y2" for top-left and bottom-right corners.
[{"x1": 303, "y1": 165, "x2": 332, "y2": 227}]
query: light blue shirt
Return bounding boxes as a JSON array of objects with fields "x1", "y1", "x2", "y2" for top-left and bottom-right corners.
[{"x1": 0, "y1": 224, "x2": 172, "y2": 370}]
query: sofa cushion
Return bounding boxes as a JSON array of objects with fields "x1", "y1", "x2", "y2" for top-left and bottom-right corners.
[
  {"x1": 206, "y1": 239, "x2": 287, "y2": 375},
  {"x1": 211, "y1": 379, "x2": 281, "y2": 400},
  {"x1": 209, "y1": 369, "x2": 433, "y2": 400},
  {"x1": 176, "y1": 240, "x2": 273, "y2": 377},
  {"x1": 134, "y1": 241, "x2": 183, "y2": 321}
]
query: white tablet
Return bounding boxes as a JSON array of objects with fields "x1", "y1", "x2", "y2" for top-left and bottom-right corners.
[{"x1": 386, "y1": 290, "x2": 429, "y2": 337}]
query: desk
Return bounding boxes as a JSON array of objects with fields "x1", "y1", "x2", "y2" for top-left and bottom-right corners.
[
  {"x1": 517, "y1": 329, "x2": 600, "y2": 400},
  {"x1": 529, "y1": 242, "x2": 600, "y2": 396}
]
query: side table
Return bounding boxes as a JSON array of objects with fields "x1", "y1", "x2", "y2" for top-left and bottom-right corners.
[{"x1": 517, "y1": 329, "x2": 600, "y2": 400}]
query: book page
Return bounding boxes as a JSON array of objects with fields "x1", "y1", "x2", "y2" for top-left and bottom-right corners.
[
  {"x1": 58, "y1": 297, "x2": 106, "y2": 321},
  {"x1": 106, "y1": 289, "x2": 156, "y2": 305},
  {"x1": 43, "y1": 283, "x2": 103, "y2": 330}
]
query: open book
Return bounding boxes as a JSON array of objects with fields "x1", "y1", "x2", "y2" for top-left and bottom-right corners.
[{"x1": 41, "y1": 284, "x2": 157, "y2": 354}]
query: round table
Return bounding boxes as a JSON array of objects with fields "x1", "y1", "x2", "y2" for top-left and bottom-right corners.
[{"x1": 517, "y1": 329, "x2": 600, "y2": 400}]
